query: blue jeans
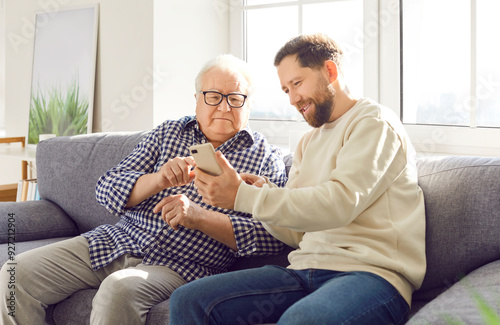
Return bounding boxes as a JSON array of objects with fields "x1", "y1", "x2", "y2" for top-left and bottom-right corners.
[{"x1": 170, "y1": 265, "x2": 409, "y2": 325}]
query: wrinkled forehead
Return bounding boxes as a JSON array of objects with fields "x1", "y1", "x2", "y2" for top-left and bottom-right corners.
[{"x1": 202, "y1": 67, "x2": 248, "y2": 93}]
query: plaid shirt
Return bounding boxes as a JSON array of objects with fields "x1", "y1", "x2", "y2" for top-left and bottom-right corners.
[{"x1": 82, "y1": 116, "x2": 287, "y2": 282}]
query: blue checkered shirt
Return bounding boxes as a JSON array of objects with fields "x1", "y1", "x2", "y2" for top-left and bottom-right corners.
[{"x1": 82, "y1": 116, "x2": 287, "y2": 282}]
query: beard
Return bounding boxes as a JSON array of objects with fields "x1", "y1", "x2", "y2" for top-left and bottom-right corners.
[{"x1": 299, "y1": 76, "x2": 336, "y2": 128}]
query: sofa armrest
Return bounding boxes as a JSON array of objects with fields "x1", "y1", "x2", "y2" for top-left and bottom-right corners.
[{"x1": 0, "y1": 200, "x2": 80, "y2": 243}]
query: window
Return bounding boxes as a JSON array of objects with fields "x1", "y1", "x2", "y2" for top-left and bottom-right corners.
[
  {"x1": 402, "y1": 0, "x2": 500, "y2": 128},
  {"x1": 401, "y1": 0, "x2": 500, "y2": 155},
  {"x1": 233, "y1": 0, "x2": 500, "y2": 155},
  {"x1": 243, "y1": 0, "x2": 365, "y2": 120},
  {"x1": 231, "y1": 0, "x2": 376, "y2": 150}
]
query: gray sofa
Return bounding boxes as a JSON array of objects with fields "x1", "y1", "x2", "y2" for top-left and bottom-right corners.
[{"x1": 0, "y1": 132, "x2": 499, "y2": 324}]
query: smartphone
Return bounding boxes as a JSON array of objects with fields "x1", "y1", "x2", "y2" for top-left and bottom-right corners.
[{"x1": 189, "y1": 143, "x2": 223, "y2": 176}]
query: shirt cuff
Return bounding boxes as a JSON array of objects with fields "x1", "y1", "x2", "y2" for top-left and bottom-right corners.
[
  {"x1": 228, "y1": 215, "x2": 259, "y2": 256},
  {"x1": 228, "y1": 214, "x2": 285, "y2": 257},
  {"x1": 97, "y1": 171, "x2": 145, "y2": 215}
]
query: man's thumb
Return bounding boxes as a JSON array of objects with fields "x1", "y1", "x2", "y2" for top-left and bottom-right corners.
[{"x1": 215, "y1": 151, "x2": 233, "y2": 171}]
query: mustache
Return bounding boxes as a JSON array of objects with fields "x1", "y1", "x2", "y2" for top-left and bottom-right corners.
[{"x1": 296, "y1": 99, "x2": 313, "y2": 110}]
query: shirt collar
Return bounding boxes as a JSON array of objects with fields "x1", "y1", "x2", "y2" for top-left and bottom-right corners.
[{"x1": 183, "y1": 116, "x2": 255, "y2": 146}]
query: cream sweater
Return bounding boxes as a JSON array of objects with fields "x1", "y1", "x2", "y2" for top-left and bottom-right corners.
[{"x1": 236, "y1": 98, "x2": 426, "y2": 306}]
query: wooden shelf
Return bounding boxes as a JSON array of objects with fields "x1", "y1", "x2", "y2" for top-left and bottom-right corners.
[
  {"x1": 0, "y1": 146, "x2": 37, "y2": 162},
  {"x1": 0, "y1": 137, "x2": 35, "y2": 202},
  {"x1": 0, "y1": 183, "x2": 17, "y2": 202}
]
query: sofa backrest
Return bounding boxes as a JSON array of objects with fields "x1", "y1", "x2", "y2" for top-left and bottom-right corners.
[
  {"x1": 37, "y1": 132, "x2": 147, "y2": 233},
  {"x1": 414, "y1": 156, "x2": 500, "y2": 302}
]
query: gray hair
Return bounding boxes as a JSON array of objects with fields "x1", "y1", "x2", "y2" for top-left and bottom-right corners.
[{"x1": 195, "y1": 54, "x2": 255, "y2": 98}]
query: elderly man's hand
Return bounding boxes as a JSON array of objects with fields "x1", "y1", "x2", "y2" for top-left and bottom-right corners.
[
  {"x1": 157, "y1": 156, "x2": 196, "y2": 189},
  {"x1": 194, "y1": 152, "x2": 242, "y2": 210},
  {"x1": 153, "y1": 194, "x2": 205, "y2": 230}
]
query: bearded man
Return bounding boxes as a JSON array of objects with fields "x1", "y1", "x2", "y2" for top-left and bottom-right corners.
[{"x1": 169, "y1": 33, "x2": 426, "y2": 325}]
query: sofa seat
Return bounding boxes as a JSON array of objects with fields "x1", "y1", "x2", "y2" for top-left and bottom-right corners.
[{"x1": 408, "y1": 259, "x2": 500, "y2": 324}]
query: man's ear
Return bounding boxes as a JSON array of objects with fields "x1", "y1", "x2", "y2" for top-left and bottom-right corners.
[{"x1": 324, "y1": 60, "x2": 339, "y2": 83}]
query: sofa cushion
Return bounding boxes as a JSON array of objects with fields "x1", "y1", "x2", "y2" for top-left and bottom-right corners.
[
  {"x1": 146, "y1": 299, "x2": 171, "y2": 325},
  {"x1": 0, "y1": 200, "x2": 78, "y2": 244},
  {"x1": 52, "y1": 288, "x2": 171, "y2": 325},
  {"x1": 407, "y1": 259, "x2": 500, "y2": 324},
  {"x1": 414, "y1": 156, "x2": 500, "y2": 301},
  {"x1": 52, "y1": 289, "x2": 95, "y2": 325},
  {"x1": 37, "y1": 132, "x2": 147, "y2": 233}
]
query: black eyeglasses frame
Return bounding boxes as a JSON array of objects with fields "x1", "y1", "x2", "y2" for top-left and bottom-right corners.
[{"x1": 201, "y1": 91, "x2": 248, "y2": 108}]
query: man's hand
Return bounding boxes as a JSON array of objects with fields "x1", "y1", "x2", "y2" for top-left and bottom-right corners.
[
  {"x1": 153, "y1": 194, "x2": 205, "y2": 230},
  {"x1": 240, "y1": 173, "x2": 266, "y2": 188},
  {"x1": 126, "y1": 156, "x2": 195, "y2": 208},
  {"x1": 194, "y1": 152, "x2": 242, "y2": 210},
  {"x1": 157, "y1": 156, "x2": 196, "y2": 189}
]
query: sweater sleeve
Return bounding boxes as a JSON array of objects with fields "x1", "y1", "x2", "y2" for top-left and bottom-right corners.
[{"x1": 234, "y1": 117, "x2": 408, "y2": 232}]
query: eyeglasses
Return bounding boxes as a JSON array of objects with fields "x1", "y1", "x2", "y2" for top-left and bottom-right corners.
[{"x1": 201, "y1": 91, "x2": 248, "y2": 108}]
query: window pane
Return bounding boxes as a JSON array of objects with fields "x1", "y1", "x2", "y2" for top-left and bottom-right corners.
[
  {"x1": 303, "y1": 0, "x2": 363, "y2": 98},
  {"x1": 246, "y1": 6, "x2": 298, "y2": 119},
  {"x1": 476, "y1": 0, "x2": 500, "y2": 127},
  {"x1": 246, "y1": 1, "x2": 363, "y2": 120},
  {"x1": 245, "y1": 0, "x2": 293, "y2": 5},
  {"x1": 402, "y1": 0, "x2": 470, "y2": 126}
]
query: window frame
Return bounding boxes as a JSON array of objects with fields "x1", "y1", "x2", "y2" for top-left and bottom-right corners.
[
  {"x1": 230, "y1": 0, "x2": 500, "y2": 156},
  {"x1": 398, "y1": 0, "x2": 500, "y2": 157}
]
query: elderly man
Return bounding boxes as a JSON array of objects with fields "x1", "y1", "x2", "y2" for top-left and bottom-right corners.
[
  {"x1": 169, "y1": 34, "x2": 426, "y2": 325},
  {"x1": 0, "y1": 54, "x2": 287, "y2": 325}
]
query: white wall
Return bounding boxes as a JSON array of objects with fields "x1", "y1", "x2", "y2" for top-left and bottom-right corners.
[
  {"x1": 1, "y1": 0, "x2": 153, "y2": 184},
  {"x1": 1, "y1": 1, "x2": 20, "y2": 184},
  {"x1": 0, "y1": 0, "x2": 5, "y2": 135},
  {"x1": 1, "y1": 0, "x2": 228, "y2": 184},
  {"x1": 153, "y1": 0, "x2": 229, "y2": 125},
  {"x1": 4, "y1": 0, "x2": 154, "y2": 138},
  {"x1": 3, "y1": 0, "x2": 230, "y2": 133},
  {"x1": 96, "y1": 0, "x2": 154, "y2": 132}
]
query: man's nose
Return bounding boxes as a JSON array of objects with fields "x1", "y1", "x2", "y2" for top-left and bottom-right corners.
[
  {"x1": 288, "y1": 89, "x2": 301, "y2": 106},
  {"x1": 217, "y1": 98, "x2": 231, "y2": 112}
]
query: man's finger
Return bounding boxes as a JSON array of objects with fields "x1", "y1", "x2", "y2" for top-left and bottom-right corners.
[
  {"x1": 215, "y1": 152, "x2": 234, "y2": 172},
  {"x1": 163, "y1": 209, "x2": 179, "y2": 230},
  {"x1": 193, "y1": 168, "x2": 212, "y2": 184},
  {"x1": 164, "y1": 202, "x2": 185, "y2": 230},
  {"x1": 153, "y1": 199, "x2": 166, "y2": 214},
  {"x1": 185, "y1": 156, "x2": 196, "y2": 166},
  {"x1": 152, "y1": 195, "x2": 177, "y2": 214}
]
